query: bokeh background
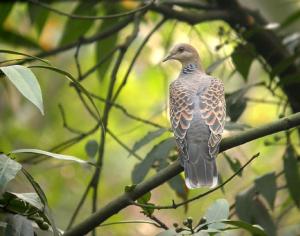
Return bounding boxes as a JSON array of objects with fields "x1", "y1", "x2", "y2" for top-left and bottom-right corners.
[{"x1": 0, "y1": 0, "x2": 300, "y2": 235}]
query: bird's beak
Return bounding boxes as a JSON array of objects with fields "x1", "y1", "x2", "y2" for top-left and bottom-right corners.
[{"x1": 162, "y1": 53, "x2": 174, "y2": 62}]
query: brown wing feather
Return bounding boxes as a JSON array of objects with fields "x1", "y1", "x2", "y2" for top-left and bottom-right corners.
[
  {"x1": 169, "y1": 80, "x2": 194, "y2": 159},
  {"x1": 199, "y1": 78, "x2": 226, "y2": 157}
]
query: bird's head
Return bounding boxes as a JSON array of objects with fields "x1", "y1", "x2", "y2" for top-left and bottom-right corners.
[{"x1": 162, "y1": 43, "x2": 201, "y2": 68}]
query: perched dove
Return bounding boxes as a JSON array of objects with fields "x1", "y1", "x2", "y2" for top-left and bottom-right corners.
[{"x1": 163, "y1": 43, "x2": 226, "y2": 189}]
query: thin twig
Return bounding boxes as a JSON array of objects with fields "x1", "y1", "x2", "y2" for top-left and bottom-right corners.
[
  {"x1": 148, "y1": 215, "x2": 169, "y2": 230},
  {"x1": 90, "y1": 93, "x2": 166, "y2": 129},
  {"x1": 106, "y1": 128, "x2": 143, "y2": 161},
  {"x1": 74, "y1": 39, "x2": 83, "y2": 79},
  {"x1": 130, "y1": 153, "x2": 260, "y2": 209},
  {"x1": 58, "y1": 104, "x2": 84, "y2": 134},
  {"x1": 87, "y1": 14, "x2": 143, "y2": 235},
  {"x1": 112, "y1": 17, "x2": 166, "y2": 102},
  {"x1": 28, "y1": 0, "x2": 155, "y2": 20},
  {"x1": 15, "y1": 16, "x2": 133, "y2": 65},
  {"x1": 79, "y1": 46, "x2": 120, "y2": 81},
  {"x1": 67, "y1": 179, "x2": 93, "y2": 229},
  {"x1": 98, "y1": 220, "x2": 161, "y2": 228}
]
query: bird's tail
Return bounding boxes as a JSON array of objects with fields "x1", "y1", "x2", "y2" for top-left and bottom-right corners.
[{"x1": 183, "y1": 143, "x2": 218, "y2": 189}]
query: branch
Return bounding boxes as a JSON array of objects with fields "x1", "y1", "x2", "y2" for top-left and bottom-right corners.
[
  {"x1": 161, "y1": 0, "x2": 218, "y2": 10},
  {"x1": 28, "y1": 0, "x2": 154, "y2": 20},
  {"x1": 63, "y1": 112, "x2": 300, "y2": 236},
  {"x1": 90, "y1": 93, "x2": 166, "y2": 129},
  {"x1": 16, "y1": 16, "x2": 133, "y2": 65},
  {"x1": 106, "y1": 128, "x2": 143, "y2": 161},
  {"x1": 71, "y1": 14, "x2": 143, "y2": 234},
  {"x1": 130, "y1": 152, "x2": 259, "y2": 209},
  {"x1": 151, "y1": 5, "x2": 230, "y2": 25},
  {"x1": 112, "y1": 17, "x2": 166, "y2": 102}
]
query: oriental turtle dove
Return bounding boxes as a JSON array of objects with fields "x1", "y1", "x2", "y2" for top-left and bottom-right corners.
[{"x1": 163, "y1": 43, "x2": 226, "y2": 189}]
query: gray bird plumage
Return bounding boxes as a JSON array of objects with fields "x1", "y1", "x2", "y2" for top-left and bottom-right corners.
[{"x1": 164, "y1": 43, "x2": 226, "y2": 189}]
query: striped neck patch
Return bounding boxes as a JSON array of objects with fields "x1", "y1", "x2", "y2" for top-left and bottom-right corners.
[{"x1": 182, "y1": 63, "x2": 197, "y2": 74}]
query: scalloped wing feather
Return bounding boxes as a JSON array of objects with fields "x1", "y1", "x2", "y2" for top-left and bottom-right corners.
[
  {"x1": 199, "y1": 78, "x2": 226, "y2": 157},
  {"x1": 169, "y1": 80, "x2": 194, "y2": 158}
]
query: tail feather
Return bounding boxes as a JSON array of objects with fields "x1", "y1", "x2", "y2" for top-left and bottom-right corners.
[{"x1": 183, "y1": 143, "x2": 218, "y2": 189}]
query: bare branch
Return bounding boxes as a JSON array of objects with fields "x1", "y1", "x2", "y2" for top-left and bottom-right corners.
[
  {"x1": 28, "y1": 0, "x2": 155, "y2": 20},
  {"x1": 16, "y1": 16, "x2": 133, "y2": 65},
  {"x1": 112, "y1": 17, "x2": 166, "y2": 102},
  {"x1": 148, "y1": 215, "x2": 169, "y2": 230},
  {"x1": 151, "y1": 5, "x2": 230, "y2": 25},
  {"x1": 106, "y1": 128, "x2": 143, "y2": 161},
  {"x1": 130, "y1": 153, "x2": 259, "y2": 209},
  {"x1": 90, "y1": 93, "x2": 166, "y2": 129}
]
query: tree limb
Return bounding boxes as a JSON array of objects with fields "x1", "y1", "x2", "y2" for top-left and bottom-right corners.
[{"x1": 63, "y1": 112, "x2": 300, "y2": 236}]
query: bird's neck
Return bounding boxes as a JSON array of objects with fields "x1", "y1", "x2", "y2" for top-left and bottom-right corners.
[{"x1": 181, "y1": 62, "x2": 203, "y2": 75}]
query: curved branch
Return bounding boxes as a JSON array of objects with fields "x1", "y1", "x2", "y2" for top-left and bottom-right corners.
[
  {"x1": 28, "y1": 0, "x2": 154, "y2": 20},
  {"x1": 16, "y1": 16, "x2": 133, "y2": 65},
  {"x1": 151, "y1": 5, "x2": 230, "y2": 25},
  {"x1": 63, "y1": 112, "x2": 300, "y2": 236},
  {"x1": 130, "y1": 152, "x2": 259, "y2": 209}
]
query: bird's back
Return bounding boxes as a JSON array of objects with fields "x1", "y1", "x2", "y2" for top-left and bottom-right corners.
[{"x1": 169, "y1": 73, "x2": 222, "y2": 188}]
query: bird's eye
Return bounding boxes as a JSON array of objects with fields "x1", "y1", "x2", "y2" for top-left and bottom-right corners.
[{"x1": 178, "y1": 47, "x2": 184, "y2": 53}]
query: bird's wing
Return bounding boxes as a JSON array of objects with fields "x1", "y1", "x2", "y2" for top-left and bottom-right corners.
[
  {"x1": 199, "y1": 78, "x2": 226, "y2": 157},
  {"x1": 169, "y1": 80, "x2": 194, "y2": 159}
]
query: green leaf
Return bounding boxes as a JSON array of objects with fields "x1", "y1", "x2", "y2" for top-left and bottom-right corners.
[
  {"x1": 96, "y1": 15, "x2": 119, "y2": 80},
  {"x1": 137, "y1": 192, "x2": 151, "y2": 204},
  {"x1": 21, "y1": 169, "x2": 58, "y2": 236},
  {"x1": 251, "y1": 197, "x2": 276, "y2": 236},
  {"x1": 95, "y1": 3, "x2": 123, "y2": 80},
  {"x1": 130, "y1": 128, "x2": 167, "y2": 157},
  {"x1": 11, "y1": 149, "x2": 93, "y2": 166},
  {"x1": 0, "y1": 154, "x2": 22, "y2": 192},
  {"x1": 0, "y1": 49, "x2": 50, "y2": 65},
  {"x1": 60, "y1": 1, "x2": 97, "y2": 45},
  {"x1": 221, "y1": 220, "x2": 267, "y2": 236},
  {"x1": 8, "y1": 192, "x2": 43, "y2": 211},
  {"x1": 284, "y1": 146, "x2": 300, "y2": 208},
  {"x1": 236, "y1": 186, "x2": 276, "y2": 236},
  {"x1": 28, "y1": 4, "x2": 51, "y2": 35},
  {"x1": 235, "y1": 186, "x2": 256, "y2": 222},
  {"x1": 137, "y1": 192, "x2": 153, "y2": 215},
  {"x1": 204, "y1": 199, "x2": 229, "y2": 230},
  {"x1": 255, "y1": 172, "x2": 277, "y2": 209},
  {"x1": 231, "y1": 44, "x2": 255, "y2": 81},
  {"x1": 0, "y1": 192, "x2": 45, "y2": 219},
  {"x1": 85, "y1": 140, "x2": 98, "y2": 158},
  {"x1": 132, "y1": 138, "x2": 175, "y2": 184},
  {"x1": 197, "y1": 219, "x2": 266, "y2": 236},
  {"x1": 0, "y1": 3, "x2": 14, "y2": 25},
  {"x1": 28, "y1": 65, "x2": 101, "y2": 121},
  {"x1": 0, "y1": 28, "x2": 41, "y2": 49},
  {"x1": 281, "y1": 10, "x2": 300, "y2": 28},
  {"x1": 168, "y1": 174, "x2": 188, "y2": 206},
  {"x1": 5, "y1": 214, "x2": 34, "y2": 236},
  {"x1": 0, "y1": 65, "x2": 44, "y2": 115},
  {"x1": 224, "y1": 153, "x2": 242, "y2": 176}
]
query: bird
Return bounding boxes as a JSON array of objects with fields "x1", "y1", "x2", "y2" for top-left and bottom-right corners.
[{"x1": 163, "y1": 43, "x2": 226, "y2": 189}]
